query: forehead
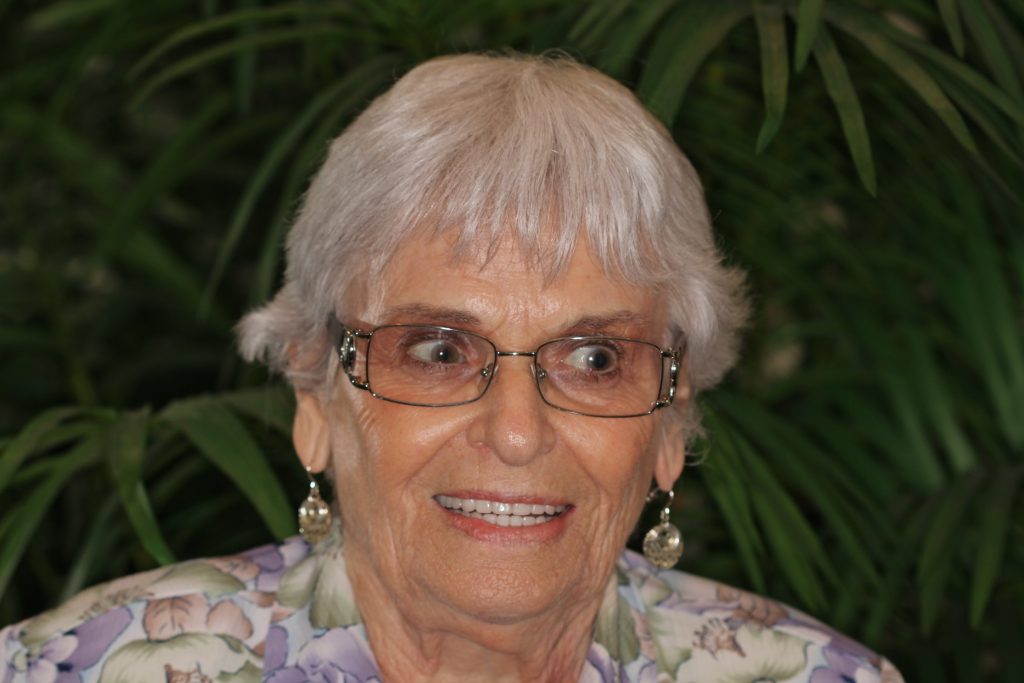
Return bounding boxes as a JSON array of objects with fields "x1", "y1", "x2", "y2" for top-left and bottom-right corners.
[{"x1": 351, "y1": 231, "x2": 668, "y2": 339}]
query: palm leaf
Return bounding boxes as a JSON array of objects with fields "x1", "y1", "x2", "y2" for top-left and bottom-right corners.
[
  {"x1": 0, "y1": 432, "x2": 102, "y2": 600},
  {"x1": 596, "y1": 0, "x2": 677, "y2": 77},
  {"x1": 969, "y1": 467, "x2": 1023, "y2": 627},
  {"x1": 917, "y1": 473, "x2": 982, "y2": 632},
  {"x1": 218, "y1": 385, "x2": 294, "y2": 436},
  {"x1": 699, "y1": 412, "x2": 767, "y2": 593},
  {"x1": 129, "y1": 2, "x2": 336, "y2": 79},
  {"x1": 754, "y1": 2, "x2": 789, "y2": 152},
  {"x1": 104, "y1": 409, "x2": 176, "y2": 565},
  {"x1": 160, "y1": 396, "x2": 294, "y2": 539},
  {"x1": 829, "y1": 6, "x2": 978, "y2": 154},
  {"x1": 200, "y1": 57, "x2": 399, "y2": 317},
  {"x1": 812, "y1": 25, "x2": 877, "y2": 194},
  {"x1": 938, "y1": 0, "x2": 967, "y2": 56},
  {"x1": 0, "y1": 407, "x2": 83, "y2": 499},
  {"x1": 24, "y1": 0, "x2": 116, "y2": 32},
  {"x1": 98, "y1": 95, "x2": 232, "y2": 259},
  {"x1": 58, "y1": 496, "x2": 120, "y2": 602},
  {"x1": 714, "y1": 392, "x2": 883, "y2": 585},
  {"x1": 793, "y1": 0, "x2": 824, "y2": 72},
  {"x1": 567, "y1": 0, "x2": 630, "y2": 52},
  {"x1": 637, "y1": 0, "x2": 750, "y2": 126},
  {"x1": 130, "y1": 25, "x2": 365, "y2": 108},
  {"x1": 961, "y1": 0, "x2": 1024, "y2": 104}
]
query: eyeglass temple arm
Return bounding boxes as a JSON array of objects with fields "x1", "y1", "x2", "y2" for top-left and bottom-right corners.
[
  {"x1": 654, "y1": 346, "x2": 683, "y2": 410},
  {"x1": 330, "y1": 317, "x2": 371, "y2": 391}
]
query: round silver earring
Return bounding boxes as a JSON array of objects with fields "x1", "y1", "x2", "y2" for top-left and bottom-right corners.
[
  {"x1": 642, "y1": 488, "x2": 684, "y2": 569},
  {"x1": 298, "y1": 466, "x2": 332, "y2": 543}
]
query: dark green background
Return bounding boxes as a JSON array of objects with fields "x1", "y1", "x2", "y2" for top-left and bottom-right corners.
[{"x1": 2, "y1": 1, "x2": 1022, "y2": 681}]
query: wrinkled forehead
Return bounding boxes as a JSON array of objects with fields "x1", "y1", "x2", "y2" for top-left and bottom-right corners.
[{"x1": 344, "y1": 227, "x2": 671, "y2": 341}]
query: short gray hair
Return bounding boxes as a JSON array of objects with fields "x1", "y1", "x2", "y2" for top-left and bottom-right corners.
[{"x1": 237, "y1": 52, "x2": 748, "y2": 434}]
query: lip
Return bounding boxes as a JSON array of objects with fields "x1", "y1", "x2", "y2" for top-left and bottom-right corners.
[
  {"x1": 435, "y1": 490, "x2": 574, "y2": 544},
  {"x1": 439, "y1": 490, "x2": 571, "y2": 506}
]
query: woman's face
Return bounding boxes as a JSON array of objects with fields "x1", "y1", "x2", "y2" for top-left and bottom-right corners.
[{"x1": 295, "y1": 234, "x2": 686, "y2": 629}]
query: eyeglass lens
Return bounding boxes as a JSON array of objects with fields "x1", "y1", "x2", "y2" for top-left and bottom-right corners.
[{"x1": 359, "y1": 325, "x2": 664, "y2": 416}]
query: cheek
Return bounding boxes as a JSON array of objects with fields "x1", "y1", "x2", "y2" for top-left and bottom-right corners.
[
  {"x1": 565, "y1": 418, "x2": 659, "y2": 490},
  {"x1": 328, "y1": 397, "x2": 466, "y2": 508}
]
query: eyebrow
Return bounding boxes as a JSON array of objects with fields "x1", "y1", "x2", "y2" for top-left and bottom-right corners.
[
  {"x1": 379, "y1": 303, "x2": 483, "y2": 327},
  {"x1": 378, "y1": 304, "x2": 649, "y2": 334},
  {"x1": 562, "y1": 311, "x2": 652, "y2": 334}
]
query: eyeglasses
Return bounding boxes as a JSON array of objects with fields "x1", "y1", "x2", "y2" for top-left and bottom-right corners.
[{"x1": 332, "y1": 320, "x2": 682, "y2": 418}]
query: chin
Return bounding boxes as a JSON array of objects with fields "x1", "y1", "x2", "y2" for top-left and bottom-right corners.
[{"x1": 428, "y1": 564, "x2": 589, "y2": 626}]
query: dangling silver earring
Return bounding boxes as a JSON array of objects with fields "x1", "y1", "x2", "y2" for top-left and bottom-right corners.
[
  {"x1": 298, "y1": 466, "x2": 332, "y2": 543},
  {"x1": 643, "y1": 488, "x2": 684, "y2": 569}
]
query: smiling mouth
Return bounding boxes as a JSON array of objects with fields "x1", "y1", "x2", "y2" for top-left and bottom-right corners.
[{"x1": 436, "y1": 495, "x2": 568, "y2": 527}]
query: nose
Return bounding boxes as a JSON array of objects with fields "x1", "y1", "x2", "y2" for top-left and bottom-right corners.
[{"x1": 466, "y1": 355, "x2": 556, "y2": 466}]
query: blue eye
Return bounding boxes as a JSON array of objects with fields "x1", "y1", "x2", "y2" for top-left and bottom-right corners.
[{"x1": 407, "y1": 340, "x2": 466, "y2": 365}]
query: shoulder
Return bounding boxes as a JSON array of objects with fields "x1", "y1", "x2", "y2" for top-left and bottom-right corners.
[
  {"x1": 0, "y1": 535, "x2": 312, "y2": 683},
  {"x1": 607, "y1": 550, "x2": 905, "y2": 683}
]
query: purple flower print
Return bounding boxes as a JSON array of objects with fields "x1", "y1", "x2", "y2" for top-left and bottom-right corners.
[
  {"x1": 264, "y1": 625, "x2": 289, "y2": 673},
  {"x1": 583, "y1": 643, "x2": 637, "y2": 683},
  {"x1": 1, "y1": 626, "x2": 20, "y2": 683},
  {"x1": 18, "y1": 634, "x2": 76, "y2": 683},
  {"x1": 240, "y1": 540, "x2": 290, "y2": 592},
  {"x1": 55, "y1": 607, "x2": 131, "y2": 682},
  {"x1": 810, "y1": 647, "x2": 873, "y2": 683},
  {"x1": 3, "y1": 607, "x2": 130, "y2": 683},
  {"x1": 267, "y1": 628, "x2": 380, "y2": 683}
]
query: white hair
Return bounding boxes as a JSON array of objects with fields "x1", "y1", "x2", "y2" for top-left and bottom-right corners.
[{"x1": 237, "y1": 52, "x2": 748, "y2": 436}]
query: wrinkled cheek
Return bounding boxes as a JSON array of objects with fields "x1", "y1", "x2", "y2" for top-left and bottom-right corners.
[{"x1": 327, "y1": 399, "x2": 385, "y2": 535}]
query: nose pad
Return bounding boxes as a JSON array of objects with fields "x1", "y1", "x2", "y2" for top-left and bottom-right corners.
[
  {"x1": 469, "y1": 356, "x2": 556, "y2": 465},
  {"x1": 483, "y1": 358, "x2": 547, "y2": 385}
]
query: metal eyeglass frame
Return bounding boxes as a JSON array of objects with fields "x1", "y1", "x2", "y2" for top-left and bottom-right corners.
[{"x1": 330, "y1": 318, "x2": 683, "y2": 418}]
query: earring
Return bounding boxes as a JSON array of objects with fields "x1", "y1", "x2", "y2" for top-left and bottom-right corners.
[
  {"x1": 643, "y1": 488, "x2": 684, "y2": 569},
  {"x1": 298, "y1": 466, "x2": 332, "y2": 543}
]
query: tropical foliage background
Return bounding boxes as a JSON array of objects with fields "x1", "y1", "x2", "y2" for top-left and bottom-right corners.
[{"x1": 1, "y1": 0, "x2": 1022, "y2": 680}]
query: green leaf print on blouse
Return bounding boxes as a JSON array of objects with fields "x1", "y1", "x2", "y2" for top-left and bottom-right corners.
[
  {"x1": 276, "y1": 527, "x2": 360, "y2": 628},
  {"x1": 20, "y1": 560, "x2": 247, "y2": 648},
  {"x1": 97, "y1": 633, "x2": 261, "y2": 683},
  {"x1": 593, "y1": 575, "x2": 641, "y2": 665},
  {"x1": 669, "y1": 618, "x2": 807, "y2": 683}
]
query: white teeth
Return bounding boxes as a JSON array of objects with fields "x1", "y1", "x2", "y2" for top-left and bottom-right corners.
[{"x1": 436, "y1": 495, "x2": 567, "y2": 527}]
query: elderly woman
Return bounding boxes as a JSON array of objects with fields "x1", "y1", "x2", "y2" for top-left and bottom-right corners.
[{"x1": 1, "y1": 53, "x2": 902, "y2": 682}]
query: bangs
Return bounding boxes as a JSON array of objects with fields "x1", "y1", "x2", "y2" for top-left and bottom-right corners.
[{"x1": 342, "y1": 53, "x2": 683, "y2": 289}]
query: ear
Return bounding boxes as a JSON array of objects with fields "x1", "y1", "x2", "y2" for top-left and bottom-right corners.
[
  {"x1": 653, "y1": 350, "x2": 691, "y2": 490},
  {"x1": 653, "y1": 418, "x2": 686, "y2": 491},
  {"x1": 293, "y1": 390, "x2": 330, "y2": 473}
]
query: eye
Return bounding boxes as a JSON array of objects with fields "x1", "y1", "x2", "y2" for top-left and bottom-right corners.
[
  {"x1": 564, "y1": 343, "x2": 620, "y2": 374},
  {"x1": 407, "y1": 339, "x2": 467, "y2": 365}
]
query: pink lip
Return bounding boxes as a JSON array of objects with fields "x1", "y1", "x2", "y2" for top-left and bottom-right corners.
[
  {"x1": 437, "y1": 490, "x2": 572, "y2": 506},
  {"x1": 435, "y1": 491, "x2": 575, "y2": 544}
]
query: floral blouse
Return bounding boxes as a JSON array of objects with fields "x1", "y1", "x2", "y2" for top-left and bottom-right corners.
[{"x1": 1, "y1": 527, "x2": 903, "y2": 682}]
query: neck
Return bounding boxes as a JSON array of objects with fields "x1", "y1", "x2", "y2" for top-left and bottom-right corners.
[{"x1": 345, "y1": 549, "x2": 606, "y2": 683}]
